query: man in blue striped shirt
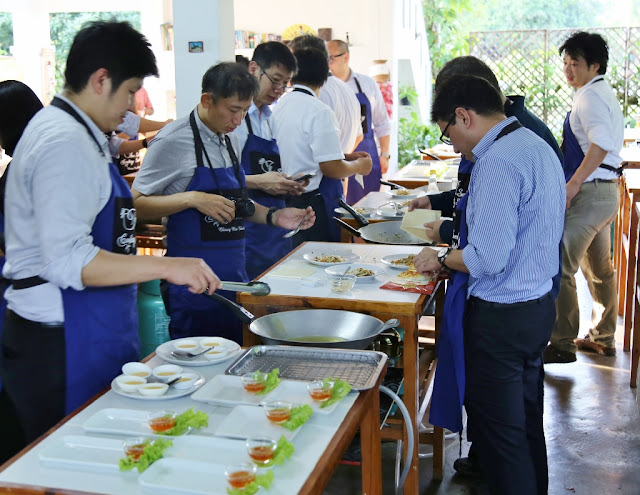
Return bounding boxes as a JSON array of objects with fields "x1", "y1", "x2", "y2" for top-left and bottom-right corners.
[{"x1": 414, "y1": 75, "x2": 565, "y2": 495}]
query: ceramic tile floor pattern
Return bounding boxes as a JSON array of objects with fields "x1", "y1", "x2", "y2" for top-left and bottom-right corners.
[{"x1": 323, "y1": 272, "x2": 640, "y2": 494}]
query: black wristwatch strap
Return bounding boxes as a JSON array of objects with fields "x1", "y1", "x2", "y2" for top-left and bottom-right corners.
[
  {"x1": 266, "y1": 207, "x2": 278, "y2": 226},
  {"x1": 142, "y1": 138, "x2": 148, "y2": 148},
  {"x1": 438, "y1": 247, "x2": 452, "y2": 268}
]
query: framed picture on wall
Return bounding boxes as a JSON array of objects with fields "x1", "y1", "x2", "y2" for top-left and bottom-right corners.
[{"x1": 188, "y1": 41, "x2": 204, "y2": 53}]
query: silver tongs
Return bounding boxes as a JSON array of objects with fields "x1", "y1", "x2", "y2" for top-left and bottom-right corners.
[{"x1": 220, "y1": 281, "x2": 271, "y2": 296}]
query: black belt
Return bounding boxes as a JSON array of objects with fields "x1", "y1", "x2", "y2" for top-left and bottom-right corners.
[
  {"x1": 589, "y1": 178, "x2": 618, "y2": 184},
  {"x1": 11, "y1": 276, "x2": 47, "y2": 290},
  {"x1": 6, "y1": 309, "x2": 64, "y2": 328},
  {"x1": 469, "y1": 292, "x2": 552, "y2": 310}
]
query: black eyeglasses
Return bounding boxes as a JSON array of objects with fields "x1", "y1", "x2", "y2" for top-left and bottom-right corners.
[
  {"x1": 329, "y1": 52, "x2": 346, "y2": 62},
  {"x1": 439, "y1": 114, "x2": 456, "y2": 145},
  {"x1": 258, "y1": 65, "x2": 290, "y2": 93}
]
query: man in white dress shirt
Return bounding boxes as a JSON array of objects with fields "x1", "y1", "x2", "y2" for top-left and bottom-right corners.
[{"x1": 328, "y1": 39, "x2": 392, "y2": 202}]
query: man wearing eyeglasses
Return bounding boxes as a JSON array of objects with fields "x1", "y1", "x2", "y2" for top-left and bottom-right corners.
[
  {"x1": 327, "y1": 39, "x2": 392, "y2": 203},
  {"x1": 232, "y1": 42, "x2": 307, "y2": 279}
]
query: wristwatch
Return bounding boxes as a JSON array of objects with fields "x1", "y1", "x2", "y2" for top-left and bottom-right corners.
[
  {"x1": 266, "y1": 207, "x2": 278, "y2": 226},
  {"x1": 380, "y1": 152, "x2": 391, "y2": 159},
  {"x1": 437, "y1": 247, "x2": 452, "y2": 268}
]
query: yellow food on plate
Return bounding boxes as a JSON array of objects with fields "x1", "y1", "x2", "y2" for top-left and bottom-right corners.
[
  {"x1": 391, "y1": 255, "x2": 415, "y2": 266},
  {"x1": 347, "y1": 268, "x2": 376, "y2": 277},
  {"x1": 396, "y1": 265, "x2": 428, "y2": 281},
  {"x1": 314, "y1": 254, "x2": 345, "y2": 263},
  {"x1": 395, "y1": 189, "x2": 410, "y2": 196}
]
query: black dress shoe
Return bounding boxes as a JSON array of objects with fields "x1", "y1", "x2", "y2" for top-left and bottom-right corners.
[
  {"x1": 543, "y1": 345, "x2": 576, "y2": 364},
  {"x1": 453, "y1": 456, "x2": 482, "y2": 478}
]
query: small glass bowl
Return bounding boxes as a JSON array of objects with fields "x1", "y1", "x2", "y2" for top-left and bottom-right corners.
[
  {"x1": 225, "y1": 462, "x2": 257, "y2": 490},
  {"x1": 246, "y1": 436, "x2": 278, "y2": 466},
  {"x1": 262, "y1": 400, "x2": 292, "y2": 424},
  {"x1": 241, "y1": 371, "x2": 268, "y2": 394},
  {"x1": 148, "y1": 410, "x2": 176, "y2": 433},
  {"x1": 122, "y1": 437, "x2": 148, "y2": 461},
  {"x1": 327, "y1": 273, "x2": 357, "y2": 293},
  {"x1": 307, "y1": 380, "x2": 334, "y2": 402}
]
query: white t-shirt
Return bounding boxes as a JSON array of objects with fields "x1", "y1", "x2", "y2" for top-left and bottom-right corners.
[
  {"x1": 319, "y1": 76, "x2": 362, "y2": 153},
  {"x1": 570, "y1": 75, "x2": 624, "y2": 181},
  {"x1": 271, "y1": 84, "x2": 344, "y2": 191}
]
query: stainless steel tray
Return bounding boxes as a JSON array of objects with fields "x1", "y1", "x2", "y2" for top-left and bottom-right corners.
[{"x1": 225, "y1": 346, "x2": 387, "y2": 391}]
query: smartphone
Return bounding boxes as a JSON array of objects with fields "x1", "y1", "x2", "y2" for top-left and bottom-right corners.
[{"x1": 292, "y1": 173, "x2": 316, "y2": 182}]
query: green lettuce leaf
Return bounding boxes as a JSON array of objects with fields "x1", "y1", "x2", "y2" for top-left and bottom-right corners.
[
  {"x1": 226, "y1": 469, "x2": 274, "y2": 495},
  {"x1": 255, "y1": 368, "x2": 281, "y2": 395},
  {"x1": 119, "y1": 438, "x2": 173, "y2": 473},
  {"x1": 281, "y1": 404, "x2": 313, "y2": 431},
  {"x1": 157, "y1": 408, "x2": 208, "y2": 436},
  {"x1": 271, "y1": 435, "x2": 295, "y2": 466},
  {"x1": 320, "y1": 378, "x2": 352, "y2": 408}
]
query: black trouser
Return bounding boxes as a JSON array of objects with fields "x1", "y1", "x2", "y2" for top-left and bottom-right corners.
[
  {"x1": 0, "y1": 310, "x2": 65, "y2": 461},
  {"x1": 464, "y1": 293, "x2": 554, "y2": 495},
  {"x1": 285, "y1": 191, "x2": 330, "y2": 247}
]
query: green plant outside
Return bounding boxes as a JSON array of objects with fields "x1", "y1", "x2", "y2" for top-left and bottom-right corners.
[
  {"x1": 397, "y1": 85, "x2": 442, "y2": 168},
  {"x1": 0, "y1": 12, "x2": 13, "y2": 56}
]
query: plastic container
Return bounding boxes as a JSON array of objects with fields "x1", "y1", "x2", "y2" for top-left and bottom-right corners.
[
  {"x1": 426, "y1": 169, "x2": 440, "y2": 194},
  {"x1": 137, "y1": 280, "x2": 171, "y2": 360}
]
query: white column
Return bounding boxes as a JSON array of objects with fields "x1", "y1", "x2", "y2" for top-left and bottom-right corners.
[{"x1": 172, "y1": 0, "x2": 235, "y2": 118}]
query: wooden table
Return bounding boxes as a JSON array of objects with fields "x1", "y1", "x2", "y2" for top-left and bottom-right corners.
[
  {"x1": 623, "y1": 128, "x2": 640, "y2": 148},
  {"x1": 387, "y1": 160, "x2": 459, "y2": 190},
  {"x1": 0, "y1": 350, "x2": 385, "y2": 494},
  {"x1": 632, "y1": 201, "x2": 640, "y2": 388},
  {"x1": 615, "y1": 170, "x2": 640, "y2": 353},
  {"x1": 621, "y1": 146, "x2": 640, "y2": 169},
  {"x1": 238, "y1": 242, "x2": 446, "y2": 494}
]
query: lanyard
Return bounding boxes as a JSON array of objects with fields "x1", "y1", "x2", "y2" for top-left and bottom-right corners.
[
  {"x1": 189, "y1": 110, "x2": 247, "y2": 200},
  {"x1": 293, "y1": 87, "x2": 314, "y2": 97},
  {"x1": 50, "y1": 97, "x2": 108, "y2": 160}
]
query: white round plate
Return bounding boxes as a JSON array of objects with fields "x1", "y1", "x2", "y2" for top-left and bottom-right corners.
[
  {"x1": 375, "y1": 205, "x2": 408, "y2": 218},
  {"x1": 303, "y1": 250, "x2": 360, "y2": 266},
  {"x1": 325, "y1": 263, "x2": 385, "y2": 280},
  {"x1": 110, "y1": 373, "x2": 205, "y2": 401},
  {"x1": 334, "y1": 207, "x2": 373, "y2": 218},
  {"x1": 381, "y1": 254, "x2": 416, "y2": 269},
  {"x1": 155, "y1": 337, "x2": 241, "y2": 367},
  {"x1": 387, "y1": 190, "x2": 424, "y2": 200}
]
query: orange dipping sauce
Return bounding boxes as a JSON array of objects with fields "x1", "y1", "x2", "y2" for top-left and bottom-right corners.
[
  {"x1": 149, "y1": 416, "x2": 175, "y2": 432},
  {"x1": 124, "y1": 443, "x2": 145, "y2": 461},
  {"x1": 243, "y1": 381, "x2": 266, "y2": 393},
  {"x1": 227, "y1": 470, "x2": 256, "y2": 489},
  {"x1": 248, "y1": 445, "x2": 275, "y2": 464},
  {"x1": 309, "y1": 388, "x2": 332, "y2": 402},
  {"x1": 265, "y1": 408, "x2": 290, "y2": 424}
]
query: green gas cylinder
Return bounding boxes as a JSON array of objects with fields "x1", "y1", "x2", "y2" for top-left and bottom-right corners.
[{"x1": 137, "y1": 280, "x2": 171, "y2": 359}]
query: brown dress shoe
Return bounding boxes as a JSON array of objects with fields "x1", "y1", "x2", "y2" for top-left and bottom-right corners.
[
  {"x1": 575, "y1": 335, "x2": 616, "y2": 356},
  {"x1": 543, "y1": 345, "x2": 577, "y2": 363}
]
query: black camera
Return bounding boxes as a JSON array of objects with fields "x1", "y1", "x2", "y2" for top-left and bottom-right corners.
[{"x1": 233, "y1": 197, "x2": 256, "y2": 218}]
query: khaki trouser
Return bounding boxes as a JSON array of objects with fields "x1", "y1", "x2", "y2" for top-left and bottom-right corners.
[{"x1": 551, "y1": 180, "x2": 619, "y2": 352}]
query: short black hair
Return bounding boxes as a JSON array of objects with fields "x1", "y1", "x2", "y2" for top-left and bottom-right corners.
[
  {"x1": 431, "y1": 75, "x2": 504, "y2": 123},
  {"x1": 201, "y1": 62, "x2": 259, "y2": 102},
  {"x1": 559, "y1": 31, "x2": 608, "y2": 74},
  {"x1": 288, "y1": 35, "x2": 329, "y2": 60},
  {"x1": 252, "y1": 41, "x2": 297, "y2": 74},
  {"x1": 435, "y1": 56, "x2": 502, "y2": 94},
  {"x1": 64, "y1": 21, "x2": 158, "y2": 94},
  {"x1": 291, "y1": 48, "x2": 329, "y2": 87},
  {"x1": 235, "y1": 54, "x2": 250, "y2": 68},
  {"x1": 0, "y1": 80, "x2": 43, "y2": 156}
]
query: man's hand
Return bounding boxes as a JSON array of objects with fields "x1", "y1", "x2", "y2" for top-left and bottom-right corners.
[
  {"x1": 408, "y1": 195, "x2": 432, "y2": 211},
  {"x1": 423, "y1": 220, "x2": 443, "y2": 243},
  {"x1": 273, "y1": 206, "x2": 316, "y2": 230},
  {"x1": 379, "y1": 154, "x2": 390, "y2": 174},
  {"x1": 345, "y1": 151, "x2": 370, "y2": 161},
  {"x1": 162, "y1": 257, "x2": 222, "y2": 294},
  {"x1": 413, "y1": 247, "x2": 441, "y2": 275},
  {"x1": 248, "y1": 172, "x2": 306, "y2": 196},
  {"x1": 189, "y1": 191, "x2": 236, "y2": 224},
  {"x1": 566, "y1": 180, "x2": 581, "y2": 209}
]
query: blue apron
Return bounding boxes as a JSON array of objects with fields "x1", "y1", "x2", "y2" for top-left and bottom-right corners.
[
  {"x1": 47, "y1": 97, "x2": 139, "y2": 414},
  {"x1": 346, "y1": 78, "x2": 382, "y2": 204},
  {"x1": 0, "y1": 216, "x2": 5, "y2": 394},
  {"x1": 165, "y1": 110, "x2": 248, "y2": 343},
  {"x1": 292, "y1": 87, "x2": 344, "y2": 242},
  {"x1": 429, "y1": 120, "x2": 523, "y2": 432},
  {"x1": 240, "y1": 115, "x2": 291, "y2": 280}
]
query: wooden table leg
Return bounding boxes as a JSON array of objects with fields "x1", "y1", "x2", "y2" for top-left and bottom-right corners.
[
  {"x1": 360, "y1": 387, "x2": 383, "y2": 495},
  {"x1": 624, "y1": 192, "x2": 639, "y2": 352}
]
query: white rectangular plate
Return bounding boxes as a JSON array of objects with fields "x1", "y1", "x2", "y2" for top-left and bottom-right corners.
[
  {"x1": 190, "y1": 374, "x2": 279, "y2": 407},
  {"x1": 83, "y1": 408, "x2": 194, "y2": 438},
  {"x1": 213, "y1": 405, "x2": 302, "y2": 441},
  {"x1": 265, "y1": 380, "x2": 347, "y2": 414},
  {"x1": 38, "y1": 435, "x2": 249, "y2": 473}
]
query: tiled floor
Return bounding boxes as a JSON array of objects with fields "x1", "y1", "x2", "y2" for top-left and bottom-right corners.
[{"x1": 323, "y1": 272, "x2": 640, "y2": 494}]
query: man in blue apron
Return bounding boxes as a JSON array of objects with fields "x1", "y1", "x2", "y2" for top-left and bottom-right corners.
[
  {"x1": 272, "y1": 48, "x2": 372, "y2": 245},
  {"x1": 544, "y1": 32, "x2": 624, "y2": 365},
  {"x1": 414, "y1": 75, "x2": 565, "y2": 495},
  {"x1": 0, "y1": 21, "x2": 221, "y2": 463},
  {"x1": 233, "y1": 42, "x2": 307, "y2": 280},
  {"x1": 328, "y1": 39, "x2": 392, "y2": 203},
  {"x1": 133, "y1": 62, "x2": 314, "y2": 343}
]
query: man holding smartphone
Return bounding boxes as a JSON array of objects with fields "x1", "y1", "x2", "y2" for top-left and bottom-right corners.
[{"x1": 233, "y1": 42, "x2": 308, "y2": 279}]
